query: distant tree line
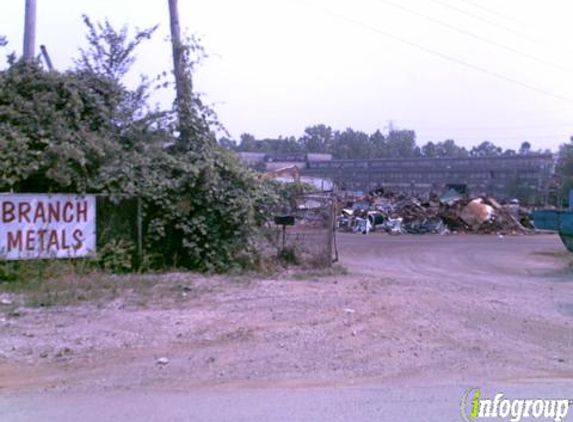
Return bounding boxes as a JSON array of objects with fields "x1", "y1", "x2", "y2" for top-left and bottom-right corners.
[
  {"x1": 222, "y1": 125, "x2": 573, "y2": 206},
  {"x1": 219, "y1": 124, "x2": 548, "y2": 160}
]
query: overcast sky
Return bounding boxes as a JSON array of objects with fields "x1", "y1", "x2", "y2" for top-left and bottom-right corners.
[{"x1": 2, "y1": 0, "x2": 573, "y2": 151}]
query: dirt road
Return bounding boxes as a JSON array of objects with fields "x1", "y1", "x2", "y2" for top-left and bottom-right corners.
[{"x1": 1, "y1": 234, "x2": 572, "y2": 420}]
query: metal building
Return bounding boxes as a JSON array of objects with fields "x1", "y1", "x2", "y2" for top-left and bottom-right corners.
[{"x1": 303, "y1": 154, "x2": 554, "y2": 203}]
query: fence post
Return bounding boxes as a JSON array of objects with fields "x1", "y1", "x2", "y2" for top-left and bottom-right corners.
[
  {"x1": 325, "y1": 195, "x2": 334, "y2": 267},
  {"x1": 137, "y1": 196, "x2": 143, "y2": 270},
  {"x1": 330, "y1": 194, "x2": 339, "y2": 263}
]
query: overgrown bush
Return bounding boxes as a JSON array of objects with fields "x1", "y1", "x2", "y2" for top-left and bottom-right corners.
[
  {"x1": 0, "y1": 18, "x2": 280, "y2": 274},
  {"x1": 97, "y1": 239, "x2": 135, "y2": 273}
]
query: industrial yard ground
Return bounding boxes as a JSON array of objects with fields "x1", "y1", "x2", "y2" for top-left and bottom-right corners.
[{"x1": 1, "y1": 234, "x2": 572, "y2": 421}]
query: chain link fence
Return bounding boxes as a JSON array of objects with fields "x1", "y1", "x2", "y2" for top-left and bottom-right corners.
[
  {"x1": 98, "y1": 193, "x2": 338, "y2": 270},
  {"x1": 269, "y1": 192, "x2": 337, "y2": 267}
]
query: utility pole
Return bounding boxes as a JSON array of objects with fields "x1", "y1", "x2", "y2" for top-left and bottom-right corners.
[
  {"x1": 23, "y1": 0, "x2": 37, "y2": 59},
  {"x1": 168, "y1": 0, "x2": 195, "y2": 149},
  {"x1": 167, "y1": 0, "x2": 210, "y2": 152},
  {"x1": 168, "y1": 0, "x2": 187, "y2": 106}
]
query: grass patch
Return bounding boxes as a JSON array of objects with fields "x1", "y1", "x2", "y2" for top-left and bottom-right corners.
[
  {"x1": 534, "y1": 250, "x2": 573, "y2": 269},
  {"x1": 0, "y1": 260, "x2": 181, "y2": 308},
  {"x1": 292, "y1": 264, "x2": 349, "y2": 280},
  {"x1": 0, "y1": 253, "x2": 348, "y2": 309},
  {"x1": 534, "y1": 250, "x2": 572, "y2": 259},
  {"x1": 1, "y1": 272, "x2": 158, "y2": 308},
  {"x1": 0, "y1": 263, "x2": 251, "y2": 310},
  {"x1": 533, "y1": 249, "x2": 573, "y2": 278}
]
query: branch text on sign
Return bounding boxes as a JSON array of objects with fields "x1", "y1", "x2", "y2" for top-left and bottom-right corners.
[{"x1": 0, "y1": 194, "x2": 96, "y2": 260}]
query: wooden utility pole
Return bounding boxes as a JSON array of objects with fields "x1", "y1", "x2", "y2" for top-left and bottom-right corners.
[
  {"x1": 168, "y1": 0, "x2": 195, "y2": 149},
  {"x1": 168, "y1": 0, "x2": 187, "y2": 106},
  {"x1": 167, "y1": 0, "x2": 210, "y2": 152},
  {"x1": 23, "y1": 0, "x2": 37, "y2": 59}
]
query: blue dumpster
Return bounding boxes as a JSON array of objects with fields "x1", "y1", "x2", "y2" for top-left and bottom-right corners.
[{"x1": 531, "y1": 210, "x2": 573, "y2": 252}]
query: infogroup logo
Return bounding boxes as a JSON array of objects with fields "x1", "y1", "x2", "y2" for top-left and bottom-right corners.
[{"x1": 461, "y1": 388, "x2": 571, "y2": 422}]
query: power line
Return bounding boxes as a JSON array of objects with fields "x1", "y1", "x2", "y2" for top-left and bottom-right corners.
[
  {"x1": 425, "y1": 0, "x2": 542, "y2": 44},
  {"x1": 418, "y1": 123, "x2": 573, "y2": 131},
  {"x1": 455, "y1": 0, "x2": 521, "y2": 25},
  {"x1": 373, "y1": 0, "x2": 572, "y2": 73},
  {"x1": 427, "y1": 133, "x2": 570, "y2": 142},
  {"x1": 451, "y1": 0, "x2": 572, "y2": 57},
  {"x1": 322, "y1": 9, "x2": 573, "y2": 106}
]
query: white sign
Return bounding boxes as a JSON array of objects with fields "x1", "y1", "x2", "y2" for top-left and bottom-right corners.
[{"x1": 0, "y1": 194, "x2": 96, "y2": 260}]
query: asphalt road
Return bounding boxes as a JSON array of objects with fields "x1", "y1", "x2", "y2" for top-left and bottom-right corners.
[{"x1": 2, "y1": 381, "x2": 573, "y2": 422}]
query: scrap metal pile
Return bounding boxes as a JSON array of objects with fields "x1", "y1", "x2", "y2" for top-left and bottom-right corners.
[{"x1": 338, "y1": 190, "x2": 533, "y2": 235}]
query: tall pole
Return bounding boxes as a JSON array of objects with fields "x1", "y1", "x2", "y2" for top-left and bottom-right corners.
[
  {"x1": 168, "y1": 0, "x2": 194, "y2": 149},
  {"x1": 40, "y1": 45, "x2": 53, "y2": 70},
  {"x1": 168, "y1": 0, "x2": 186, "y2": 106},
  {"x1": 23, "y1": 0, "x2": 37, "y2": 59}
]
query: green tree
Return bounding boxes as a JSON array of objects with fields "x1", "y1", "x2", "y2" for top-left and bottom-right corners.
[
  {"x1": 435, "y1": 139, "x2": 468, "y2": 157},
  {"x1": 422, "y1": 141, "x2": 437, "y2": 157},
  {"x1": 368, "y1": 130, "x2": 387, "y2": 158},
  {"x1": 332, "y1": 128, "x2": 370, "y2": 159},
  {"x1": 519, "y1": 141, "x2": 532, "y2": 155},
  {"x1": 556, "y1": 137, "x2": 573, "y2": 206},
  {"x1": 385, "y1": 130, "x2": 420, "y2": 158},
  {"x1": 299, "y1": 124, "x2": 334, "y2": 153},
  {"x1": 76, "y1": 15, "x2": 158, "y2": 80},
  {"x1": 237, "y1": 133, "x2": 258, "y2": 151},
  {"x1": 218, "y1": 136, "x2": 236, "y2": 149},
  {"x1": 470, "y1": 141, "x2": 503, "y2": 157},
  {"x1": 269, "y1": 136, "x2": 300, "y2": 154},
  {"x1": 396, "y1": 138, "x2": 468, "y2": 158},
  {"x1": 0, "y1": 60, "x2": 122, "y2": 192}
]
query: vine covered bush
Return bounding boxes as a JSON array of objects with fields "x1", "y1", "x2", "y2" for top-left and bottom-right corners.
[{"x1": 0, "y1": 18, "x2": 279, "y2": 273}]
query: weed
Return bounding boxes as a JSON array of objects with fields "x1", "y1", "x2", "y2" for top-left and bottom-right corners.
[
  {"x1": 292, "y1": 264, "x2": 348, "y2": 280},
  {"x1": 96, "y1": 239, "x2": 135, "y2": 273},
  {"x1": 534, "y1": 250, "x2": 572, "y2": 259},
  {"x1": 278, "y1": 246, "x2": 300, "y2": 266}
]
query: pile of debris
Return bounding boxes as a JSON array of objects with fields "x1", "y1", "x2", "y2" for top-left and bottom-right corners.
[{"x1": 338, "y1": 190, "x2": 533, "y2": 235}]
